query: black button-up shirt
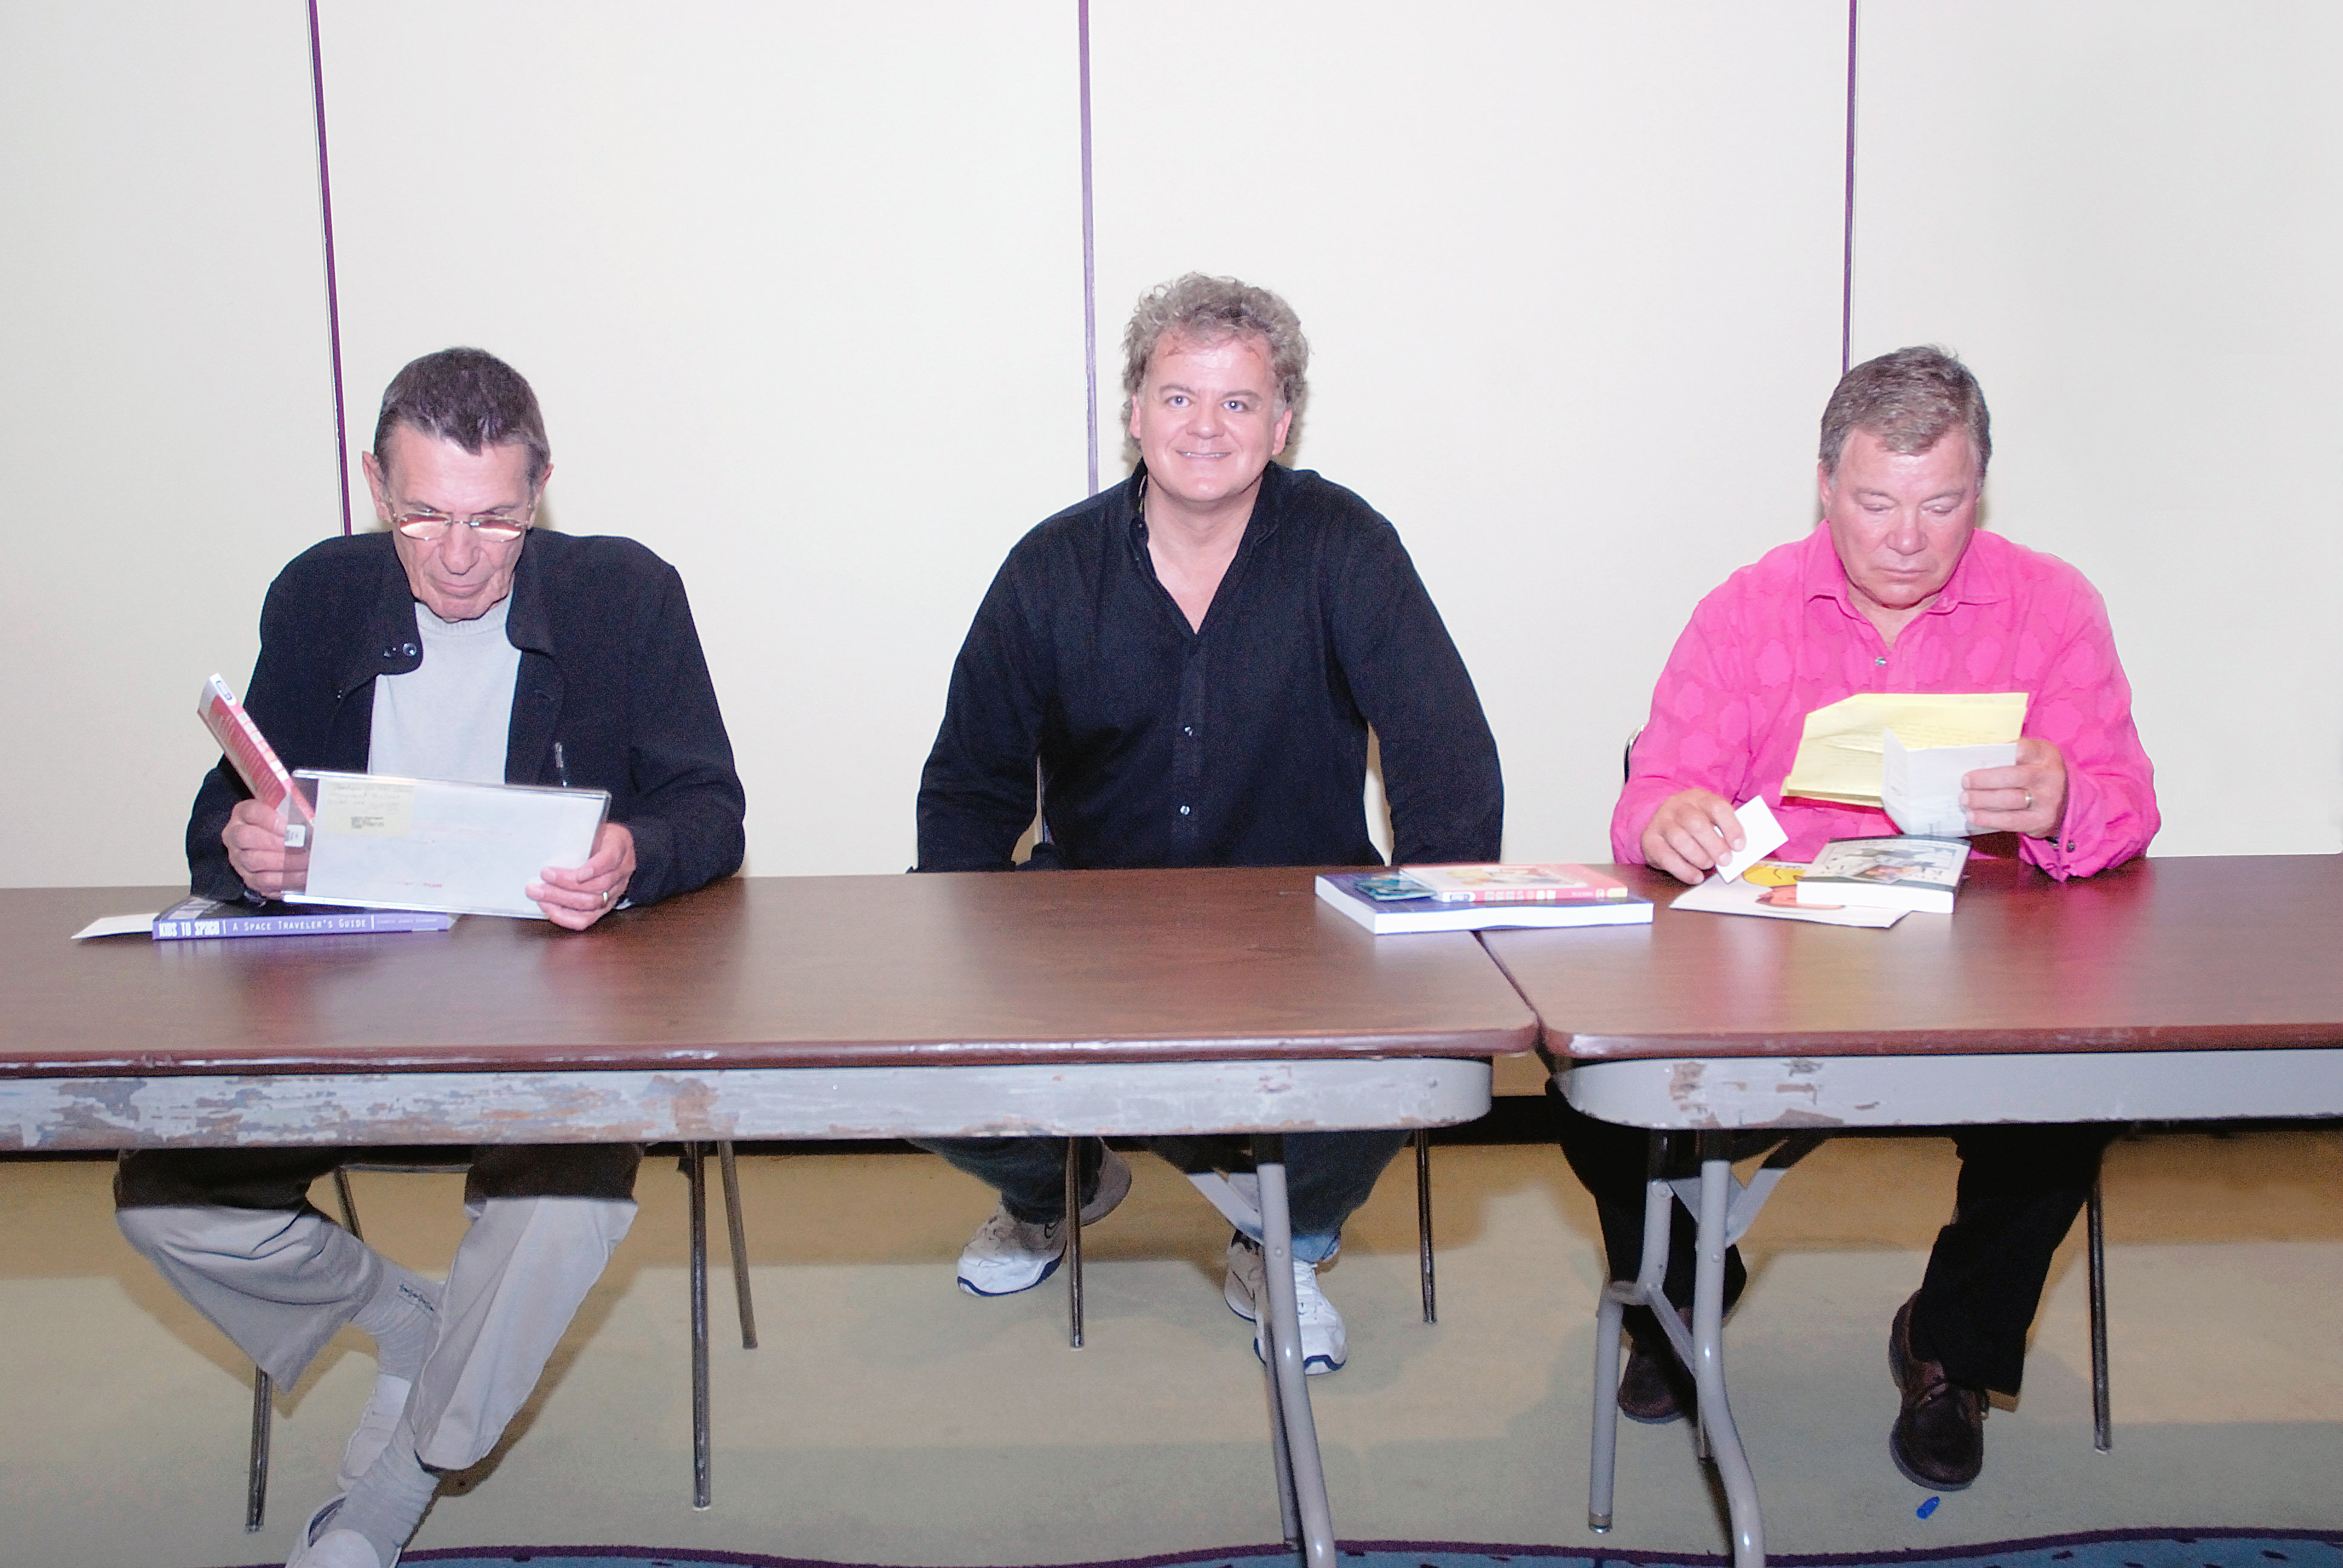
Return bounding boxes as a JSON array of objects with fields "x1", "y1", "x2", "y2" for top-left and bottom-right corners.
[{"x1": 917, "y1": 462, "x2": 1502, "y2": 871}]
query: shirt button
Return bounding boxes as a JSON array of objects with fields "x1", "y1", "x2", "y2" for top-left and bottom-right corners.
[
  {"x1": 1874, "y1": 655, "x2": 1887, "y2": 666},
  {"x1": 1178, "y1": 805, "x2": 1191, "y2": 816},
  {"x1": 1182, "y1": 725, "x2": 1194, "y2": 736}
]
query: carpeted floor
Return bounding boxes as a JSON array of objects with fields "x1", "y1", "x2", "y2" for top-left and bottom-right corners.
[{"x1": 211, "y1": 1529, "x2": 2343, "y2": 1568}]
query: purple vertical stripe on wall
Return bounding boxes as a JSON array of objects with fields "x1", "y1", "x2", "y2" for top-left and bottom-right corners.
[
  {"x1": 1841, "y1": 0, "x2": 1860, "y2": 376},
  {"x1": 307, "y1": 0, "x2": 353, "y2": 535},
  {"x1": 1078, "y1": 0, "x2": 1101, "y2": 495}
]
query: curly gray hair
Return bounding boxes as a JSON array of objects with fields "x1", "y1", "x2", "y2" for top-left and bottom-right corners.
[
  {"x1": 1119, "y1": 273, "x2": 1309, "y2": 431},
  {"x1": 1820, "y1": 345, "x2": 1991, "y2": 480}
]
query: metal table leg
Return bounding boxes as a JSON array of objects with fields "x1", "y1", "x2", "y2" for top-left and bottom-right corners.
[
  {"x1": 1255, "y1": 1135, "x2": 1335, "y2": 1568},
  {"x1": 1691, "y1": 1137, "x2": 1763, "y2": 1568}
]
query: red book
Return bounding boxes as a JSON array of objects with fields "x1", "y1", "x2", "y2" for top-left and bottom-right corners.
[{"x1": 197, "y1": 673, "x2": 294, "y2": 815}]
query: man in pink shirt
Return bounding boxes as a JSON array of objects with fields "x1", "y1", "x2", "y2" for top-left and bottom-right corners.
[{"x1": 1564, "y1": 347, "x2": 2158, "y2": 1491}]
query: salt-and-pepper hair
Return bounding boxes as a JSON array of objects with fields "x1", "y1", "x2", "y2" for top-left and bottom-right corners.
[
  {"x1": 372, "y1": 347, "x2": 551, "y2": 489},
  {"x1": 1119, "y1": 273, "x2": 1310, "y2": 431},
  {"x1": 1820, "y1": 345, "x2": 1991, "y2": 480}
]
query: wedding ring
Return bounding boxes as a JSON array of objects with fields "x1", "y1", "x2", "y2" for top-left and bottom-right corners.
[{"x1": 2024, "y1": 791, "x2": 2034, "y2": 811}]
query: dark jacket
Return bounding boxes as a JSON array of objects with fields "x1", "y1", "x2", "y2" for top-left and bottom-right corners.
[{"x1": 189, "y1": 529, "x2": 746, "y2": 907}]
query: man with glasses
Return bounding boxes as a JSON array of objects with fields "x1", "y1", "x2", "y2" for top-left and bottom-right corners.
[{"x1": 116, "y1": 347, "x2": 744, "y2": 1568}]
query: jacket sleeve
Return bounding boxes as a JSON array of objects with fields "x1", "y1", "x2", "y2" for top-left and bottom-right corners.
[
  {"x1": 2012, "y1": 576, "x2": 2159, "y2": 880},
  {"x1": 1327, "y1": 521, "x2": 1504, "y2": 864},
  {"x1": 915, "y1": 558, "x2": 1051, "y2": 872},
  {"x1": 611, "y1": 562, "x2": 746, "y2": 907}
]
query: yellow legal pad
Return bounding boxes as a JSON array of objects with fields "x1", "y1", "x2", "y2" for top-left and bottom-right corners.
[{"x1": 1781, "y1": 692, "x2": 2028, "y2": 806}]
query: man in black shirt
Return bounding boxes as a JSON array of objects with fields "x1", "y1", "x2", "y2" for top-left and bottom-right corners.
[{"x1": 915, "y1": 273, "x2": 1502, "y2": 1373}]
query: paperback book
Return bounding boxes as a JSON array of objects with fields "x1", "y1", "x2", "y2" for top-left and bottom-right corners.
[
  {"x1": 1316, "y1": 871, "x2": 1653, "y2": 935},
  {"x1": 1390, "y1": 862, "x2": 1634, "y2": 903},
  {"x1": 1797, "y1": 835, "x2": 1971, "y2": 915},
  {"x1": 151, "y1": 895, "x2": 456, "y2": 941}
]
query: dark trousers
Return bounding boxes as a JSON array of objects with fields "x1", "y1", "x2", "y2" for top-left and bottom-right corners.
[
  {"x1": 913, "y1": 1131, "x2": 1409, "y2": 1264},
  {"x1": 1551, "y1": 1086, "x2": 2112, "y2": 1396},
  {"x1": 116, "y1": 1145, "x2": 643, "y2": 1212}
]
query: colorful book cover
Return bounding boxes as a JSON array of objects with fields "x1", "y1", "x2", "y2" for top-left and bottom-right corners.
[
  {"x1": 1400, "y1": 862, "x2": 1634, "y2": 903},
  {"x1": 1315, "y1": 872, "x2": 1653, "y2": 935},
  {"x1": 1796, "y1": 835, "x2": 1970, "y2": 914}
]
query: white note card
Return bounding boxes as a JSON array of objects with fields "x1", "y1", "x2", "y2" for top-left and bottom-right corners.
[{"x1": 1714, "y1": 796, "x2": 1789, "y2": 884}]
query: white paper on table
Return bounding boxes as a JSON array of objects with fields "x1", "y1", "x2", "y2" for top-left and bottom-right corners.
[
  {"x1": 1714, "y1": 796, "x2": 1789, "y2": 884},
  {"x1": 1880, "y1": 730, "x2": 2019, "y2": 838},
  {"x1": 288, "y1": 771, "x2": 609, "y2": 919},
  {"x1": 1671, "y1": 875, "x2": 1906, "y2": 928},
  {"x1": 71, "y1": 912, "x2": 162, "y2": 940}
]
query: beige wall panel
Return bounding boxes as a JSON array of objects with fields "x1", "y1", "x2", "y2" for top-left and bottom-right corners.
[
  {"x1": 315, "y1": 1, "x2": 1085, "y2": 875},
  {"x1": 1089, "y1": 1, "x2": 1850, "y2": 862},
  {"x1": 1852, "y1": 1, "x2": 2343, "y2": 855},
  {"x1": 0, "y1": 2, "x2": 338, "y2": 887}
]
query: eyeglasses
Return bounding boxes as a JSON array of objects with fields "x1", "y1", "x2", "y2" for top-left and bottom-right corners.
[{"x1": 390, "y1": 509, "x2": 532, "y2": 543}]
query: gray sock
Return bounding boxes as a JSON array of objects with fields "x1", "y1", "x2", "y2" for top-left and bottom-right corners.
[
  {"x1": 349, "y1": 1261, "x2": 440, "y2": 1382},
  {"x1": 330, "y1": 1415, "x2": 439, "y2": 1563}
]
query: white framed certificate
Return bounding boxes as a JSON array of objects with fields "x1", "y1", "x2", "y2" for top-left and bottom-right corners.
[{"x1": 286, "y1": 771, "x2": 611, "y2": 920}]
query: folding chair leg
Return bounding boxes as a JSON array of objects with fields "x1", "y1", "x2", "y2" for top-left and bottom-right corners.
[
  {"x1": 332, "y1": 1168, "x2": 362, "y2": 1240},
  {"x1": 2088, "y1": 1174, "x2": 2111, "y2": 1452},
  {"x1": 246, "y1": 1367, "x2": 272, "y2": 1532},
  {"x1": 1414, "y1": 1128, "x2": 1436, "y2": 1324},
  {"x1": 686, "y1": 1143, "x2": 712, "y2": 1509},
  {"x1": 717, "y1": 1142, "x2": 757, "y2": 1349},
  {"x1": 1065, "y1": 1136, "x2": 1086, "y2": 1348}
]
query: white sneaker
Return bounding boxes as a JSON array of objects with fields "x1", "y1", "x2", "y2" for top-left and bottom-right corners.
[
  {"x1": 287, "y1": 1497, "x2": 398, "y2": 1568},
  {"x1": 955, "y1": 1148, "x2": 1132, "y2": 1296},
  {"x1": 1224, "y1": 1233, "x2": 1347, "y2": 1374}
]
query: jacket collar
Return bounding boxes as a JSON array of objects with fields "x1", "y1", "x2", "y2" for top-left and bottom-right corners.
[{"x1": 336, "y1": 530, "x2": 555, "y2": 697}]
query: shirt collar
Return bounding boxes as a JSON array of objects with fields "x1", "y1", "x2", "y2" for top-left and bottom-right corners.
[
  {"x1": 1120, "y1": 460, "x2": 1289, "y2": 555},
  {"x1": 1799, "y1": 520, "x2": 2008, "y2": 618}
]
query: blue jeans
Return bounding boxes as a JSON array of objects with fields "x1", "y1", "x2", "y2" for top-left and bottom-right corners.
[{"x1": 911, "y1": 1132, "x2": 1409, "y2": 1264}]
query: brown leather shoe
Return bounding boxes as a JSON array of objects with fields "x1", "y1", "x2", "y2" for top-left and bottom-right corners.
[
  {"x1": 1888, "y1": 1293, "x2": 1985, "y2": 1489},
  {"x1": 1617, "y1": 1308, "x2": 1694, "y2": 1425}
]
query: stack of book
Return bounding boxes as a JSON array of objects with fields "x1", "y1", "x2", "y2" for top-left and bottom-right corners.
[{"x1": 1314, "y1": 863, "x2": 1653, "y2": 935}]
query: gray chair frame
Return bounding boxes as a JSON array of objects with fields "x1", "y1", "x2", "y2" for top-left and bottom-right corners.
[{"x1": 244, "y1": 1141, "x2": 755, "y2": 1531}]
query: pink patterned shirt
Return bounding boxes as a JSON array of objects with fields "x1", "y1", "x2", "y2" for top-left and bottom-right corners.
[{"x1": 1614, "y1": 524, "x2": 2158, "y2": 879}]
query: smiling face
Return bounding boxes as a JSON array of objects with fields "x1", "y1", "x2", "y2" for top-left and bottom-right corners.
[
  {"x1": 1818, "y1": 426, "x2": 1982, "y2": 636},
  {"x1": 365, "y1": 423, "x2": 541, "y2": 622},
  {"x1": 1127, "y1": 331, "x2": 1292, "y2": 521}
]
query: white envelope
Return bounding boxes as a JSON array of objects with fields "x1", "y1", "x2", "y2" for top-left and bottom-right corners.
[{"x1": 287, "y1": 771, "x2": 610, "y2": 920}]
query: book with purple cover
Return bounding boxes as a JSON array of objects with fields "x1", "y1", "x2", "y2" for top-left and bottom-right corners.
[{"x1": 151, "y1": 895, "x2": 456, "y2": 941}]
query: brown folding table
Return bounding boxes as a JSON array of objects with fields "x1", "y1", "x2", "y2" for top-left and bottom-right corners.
[
  {"x1": 1483, "y1": 853, "x2": 2343, "y2": 1568},
  {"x1": 3, "y1": 867, "x2": 1537, "y2": 1568}
]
